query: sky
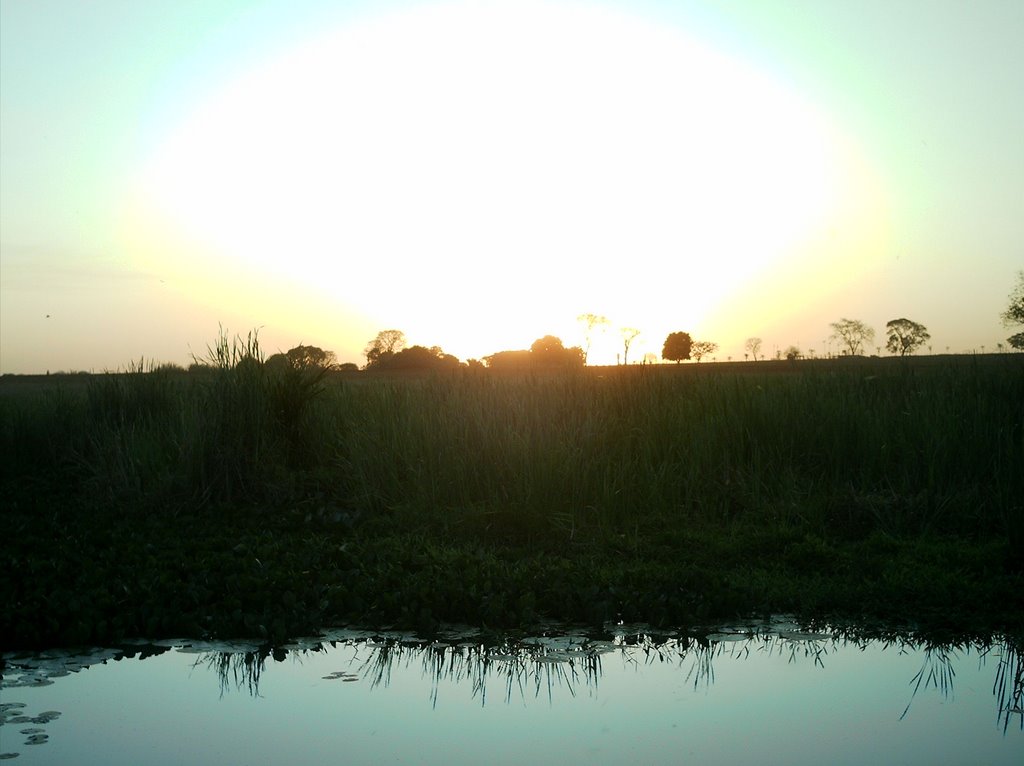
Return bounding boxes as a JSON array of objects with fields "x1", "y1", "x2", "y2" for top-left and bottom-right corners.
[{"x1": 1, "y1": 0, "x2": 1021, "y2": 372}]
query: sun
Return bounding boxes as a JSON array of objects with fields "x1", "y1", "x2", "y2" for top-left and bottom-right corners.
[{"x1": 126, "y1": 0, "x2": 880, "y2": 364}]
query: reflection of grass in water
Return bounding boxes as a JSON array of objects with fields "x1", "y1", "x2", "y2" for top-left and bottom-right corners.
[
  {"x1": 860, "y1": 634, "x2": 1024, "y2": 730},
  {"x1": 357, "y1": 636, "x2": 606, "y2": 708},
  {"x1": 197, "y1": 649, "x2": 267, "y2": 698},
  {"x1": 900, "y1": 642, "x2": 959, "y2": 721},
  {"x1": 192, "y1": 626, "x2": 1023, "y2": 730},
  {"x1": 893, "y1": 637, "x2": 1023, "y2": 732},
  {"x1": 990, "y1": 640, "x2": 1023, "y2": 733}
]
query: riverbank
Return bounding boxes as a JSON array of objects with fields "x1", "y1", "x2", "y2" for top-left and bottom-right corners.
[{"x1": 2, "y1": 353, "x2": 1022, "y2": 648}]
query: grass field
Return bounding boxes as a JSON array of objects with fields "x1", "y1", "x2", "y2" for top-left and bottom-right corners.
[{"x1": 2, "y1": 348, "x2": 1022, "y2": 649}]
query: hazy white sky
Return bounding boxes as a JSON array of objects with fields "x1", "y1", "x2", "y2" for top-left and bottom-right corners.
[{"x1": 2, "y1": 0, "x2": 1021, "y2": 372}]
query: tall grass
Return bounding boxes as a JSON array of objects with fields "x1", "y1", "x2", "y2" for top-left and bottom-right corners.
[
  {"x1": 0, "y1": 330, "x2": 337, "y2": 509},
  {"x1": 2, "y1": 348, "x2": 1021, "y2": 547},
  {"x1": 328, "y1": 360, "x2": 1023, "y2": 547}
]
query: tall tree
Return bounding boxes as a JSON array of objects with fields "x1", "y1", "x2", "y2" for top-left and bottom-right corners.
[
  {"x1": 744, "y1": 337, "x2": 763, "y2": 361},
  {"x1": 885, "y1": 318, "x2": 930, "y2": 356},
  {"x1": 576, "y1": 313, "x2": 610, "y2": 364},
  {"x1": 662, "y1": 331, "x2": 692, "y2": 363},
  {"x1": 620, "y1": 327, "x2": 641, "y2": 365},
  {"x1": 1003, "y1": 271, "x2": 1024, "y2": 350},
  {"x1": 830, "y1": 318, "x2": 875, "y2": 356},
  {"x1": 364, "y1": 329, "x2": 406, "y2": 368},
  {"x1": 690, "y1": 340, "x2": 718, "y2": 362}
]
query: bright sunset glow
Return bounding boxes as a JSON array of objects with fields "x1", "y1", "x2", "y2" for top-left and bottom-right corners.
[
  {"x1": 3, "y1": 0, "x2": 1021, "y2": 372},
  {"x1": 128, "y1": 1, "x2": 876, "y2": 364}
]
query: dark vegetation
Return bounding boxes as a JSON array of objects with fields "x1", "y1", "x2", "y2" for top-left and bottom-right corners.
[
  {"x1": 2, "y1": 334, "x2": 1022, "y2": 650},
  {"x1": 662, "y1": 331, "x2": 692, "y2": 363},
  {"x1": 1003, "y1": 269, "x2": 1024, "y2": 349}
]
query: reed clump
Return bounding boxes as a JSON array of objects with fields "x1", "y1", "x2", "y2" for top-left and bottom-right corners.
[{"x1": 0, "y1": 330, "x2": 338, "y2": 508}]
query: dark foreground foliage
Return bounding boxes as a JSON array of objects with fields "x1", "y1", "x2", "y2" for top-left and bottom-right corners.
[{"x1": 2, "y1": 348, "x2": 1022, "y2": 649}]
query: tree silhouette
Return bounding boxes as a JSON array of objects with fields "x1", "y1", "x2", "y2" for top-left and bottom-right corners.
[
  {"x1": 265, "y1": 353, "x2": 289, "y2": 372},
  {"x1": 620, "y1": 327, "x2": 641, "y2": 365},
  {"x1": 484, "y1": 336, "x2": 583, "y2": 371},
  {"x1": 576, "y1": 313, "x2": 610, "y2": 364},
  {"x1": 885, "y1": 318, "x2": 930, "y2": 356},
  {"x1": 1003, "y1": 271, "x2": 1024, "y2": 350},
  {"x1": 744, "y1": 337, "x2": 763, "y2": 361},
  {"x1": 530, "y1": 336, "x2": 585, "y2": 368},
  {"x1": 530, "y1": 335, "x2": 566, "y2": 356},
  {"x1": 691, "y1": 340, "x2": 718, "y2": 362},
  {"x1": 364, "y1": 330, "x2": 407, "y2": 368},
  {"x1": 378, "y1": 345, "x2": 460, "y2": 370},
  {"x1": 662, "y1": 332, "x2": 692, "y2": 363},
  {"x1": 830, "y1": 318, "x2": 875, "y2": 356},
  {"x1": 483, "y1": 349, "x2": 532, "y2": 371},
  {"x1": 286, "y1": 344, "x2": 337, "y2": 369}
]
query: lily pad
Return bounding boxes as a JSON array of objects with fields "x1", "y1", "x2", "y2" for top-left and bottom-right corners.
[
  {"x1": 484, "y1": 653, "x2": 517, "y2": 662},
  {"x1": 322, "y1": 671, "x2": 359, "y2": 681},
  {"x1": 705, "y1": 633, "x2": 750, "y2": 643},
  {"x1": 776, "y1": 631, "x2": 831, "y2": 642},
  {"x1": 534, "y1": 654, "x2": 566, "y2": 664}
]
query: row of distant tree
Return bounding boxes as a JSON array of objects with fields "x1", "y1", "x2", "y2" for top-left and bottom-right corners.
[
  {"x1": 193, "y1": 271, "x2": 1024, "y2": 374},
  {"x1": 361, "y1": 329, "x2": 462, "y2": 371},
  {"x1": 595, "y1": 317, "x2": 932, "y2": 366},
  {"x1": 662, "y1": 270, "x2": 1024, "y2": 363},
  {"x1": 360, "y1": 331, "x2": 585, "y2": 372},
  {"x1": 356, "y1": 316, "x2": 937, "y2": 375}
]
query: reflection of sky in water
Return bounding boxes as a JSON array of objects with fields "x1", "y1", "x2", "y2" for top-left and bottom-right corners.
[{"x1": 2, "y1": 624, "x2": 1021, "y2": 765}]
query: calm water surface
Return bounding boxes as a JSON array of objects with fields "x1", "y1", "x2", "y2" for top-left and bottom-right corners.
[{"x1": 2, "y1": 619, "x2": 1022, "y2": 765}]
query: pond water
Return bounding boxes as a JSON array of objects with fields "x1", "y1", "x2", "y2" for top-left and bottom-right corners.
[{"x1": 2, "y1": 618, "x2": 1022, "y2": 765}]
